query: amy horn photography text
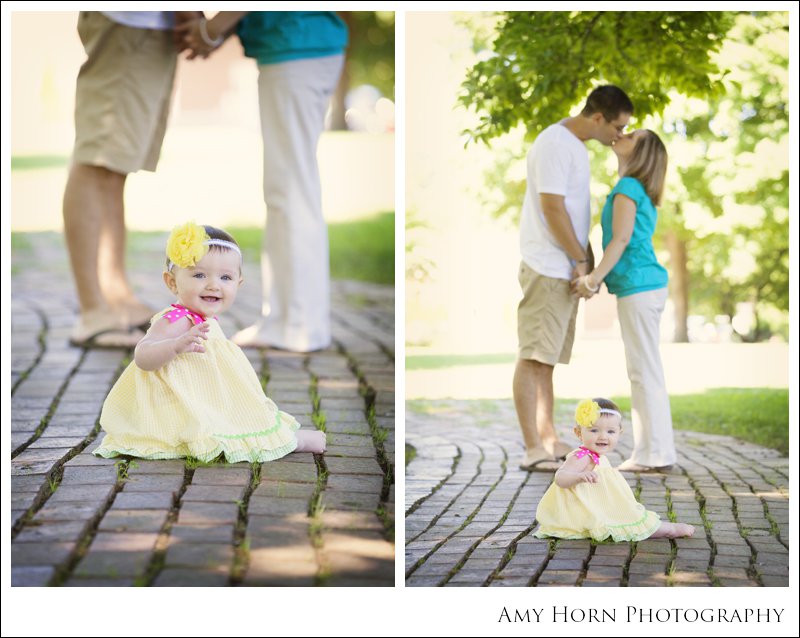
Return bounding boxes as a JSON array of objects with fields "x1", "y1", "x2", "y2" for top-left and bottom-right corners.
[{"x1": 498, "y1": 607, "x2": 785, "y2": 624}]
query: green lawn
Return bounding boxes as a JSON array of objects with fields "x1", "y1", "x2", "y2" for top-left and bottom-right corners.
[
  {"x1": 407, "y1": 388, "x2": 789, "y2": 456},
  {"x1": 406, "y1": 352, "x2": 515, "y2": 370},
  {"x1": 10, "y1": 155, "x2": 69, "y2": 171},
  {"x1": 230, "y1": 211, "x2": 394, "y2": 285},
  {"x1": 608, "y1": 388, "x2": 789, "y2": 456},
  {"x1": 11, "y1": 212, "x2": 394, "y2": 286}
]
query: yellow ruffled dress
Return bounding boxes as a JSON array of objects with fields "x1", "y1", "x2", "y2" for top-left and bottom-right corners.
[
  {"x1": 534, "y1": 453, "x2": 660, "y2": 542},
  {"x1": 94, "y1": 307, "x2": 299, "y2": 463}
]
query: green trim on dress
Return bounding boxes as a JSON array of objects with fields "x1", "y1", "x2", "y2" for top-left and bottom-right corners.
[
  {"x1": 211, "y1": 411, "x2": 299, "y2": 439},
  {"x1": 93, "y1": 436, "x2": 300, "y2": 464},
  {"x1": 533, "y1": 510, "x2": 661, "y2": 543}
]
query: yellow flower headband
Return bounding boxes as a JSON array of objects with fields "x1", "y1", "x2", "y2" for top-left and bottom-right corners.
[
  {"x1": 166, "y1": 222, "x2": 241, "y2": 271},
  {"x1": 575, "y1": 399, "x2": 622, "y2": 427}
]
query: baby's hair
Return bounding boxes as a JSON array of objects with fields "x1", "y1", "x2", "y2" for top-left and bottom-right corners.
[
  {"x1": 594, "y1": 397, "x2": 620, "y2": 412},
  {"x1": 164, "y1": 225, "x2": 240, "y2": 270},
  {"x1": 595, "y1": 397, "x2": 622, "y2": 426},
  {"x1": 204, "y1": 225, "x2": 239, "y2": 250}
]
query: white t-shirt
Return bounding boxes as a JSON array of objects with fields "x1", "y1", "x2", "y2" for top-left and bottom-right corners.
[
  {"x1": 519, "y1": 123, "x2": 591, "y2": 280},
  {"x1": 101, "y1": 12, "x2": 174, "y2": 31}
]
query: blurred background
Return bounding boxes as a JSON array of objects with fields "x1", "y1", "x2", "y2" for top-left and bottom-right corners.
[
  {"x1": 10, "y1": 11, "x2": 395, "y2": 284},
  {"x1": 406, "y1": 11, "x2": 790, "y2": 408}
]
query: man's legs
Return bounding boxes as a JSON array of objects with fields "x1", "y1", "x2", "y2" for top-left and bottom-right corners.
[
  {"x1": 515, "y1": 262, "x2": 577, "y2": 468},
  {"x1": 97, "y1": 187, "x2": 154, "y2": 328},
  {"x1": 514, "y1": 358, "x2": 572, "y2": 467},
  {"x1": 66, "y1": 13, "x2": 176, "y2": 346},
  {"x1": 63, "y1": 163, "x2": 140, "y2": 346}
]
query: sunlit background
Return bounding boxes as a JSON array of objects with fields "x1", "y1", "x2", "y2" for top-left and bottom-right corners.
[
  {"x1": 406, "y1": 12, "x2": 790, "y2": 400},
  {"x1": 10, "y1": 11, "x2": 395, "y2": 232}
]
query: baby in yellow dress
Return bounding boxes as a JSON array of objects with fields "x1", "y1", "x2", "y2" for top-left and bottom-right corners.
[
  {"x1": 94, "y1": 222, "x2": 326, "y2": 462},
  {"x1": 534, "y1": 398, "x2": 694, "y2": 541}
]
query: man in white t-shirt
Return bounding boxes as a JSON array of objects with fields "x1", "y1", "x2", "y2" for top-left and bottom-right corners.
[{"x1": 515, "y1": 86, "x2": 633, "y2": 470}]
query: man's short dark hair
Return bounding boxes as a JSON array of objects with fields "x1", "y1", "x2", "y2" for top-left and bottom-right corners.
[{"x1": 581, "y1": 85, "x2": 634, "y2": 121}]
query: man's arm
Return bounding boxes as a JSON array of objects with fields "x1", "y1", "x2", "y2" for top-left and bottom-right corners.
[{"x1": 540, "y1": 193, "x2": 591, "y2": 277}]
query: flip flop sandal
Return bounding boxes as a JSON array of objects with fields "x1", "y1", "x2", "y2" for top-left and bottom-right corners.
[{"x1": 69, "y1": 326, "x2": 144, "y2": 350}]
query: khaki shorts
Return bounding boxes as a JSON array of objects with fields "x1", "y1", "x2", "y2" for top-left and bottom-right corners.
[
  {"x1": 73, "y1": 12, "x2": 177, "y2": 174},
  {"x1": 517, "y1": 261, "x2": 578, "y2": 365}
]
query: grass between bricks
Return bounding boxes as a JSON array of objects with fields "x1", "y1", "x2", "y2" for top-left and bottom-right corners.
[
  {"x1": 337, "y1": 344, "x2": 395, "y2": 543},
  {"x1": 707, "y1": 466, "x2": 763, "y2": 586},
  {"x1": 49, "y1": 458, "x2": 130, "y2": 586},
  {"x1": 10, "y1": 303, "x2": 47, "y2": 395},
  {"x1": 229, "y1": 462, "x2": 262, "y2": 584},
  {"x1": 309, "y1": 457, "x2": 331, "y2": 585},
  {"x1": 679, "y1": 466, "x2": 721, "y2": 586},
  {"x1": 12, "y1": 349, "x2": 90, "y2": 459},
  {"x1": 136, "y1": 465, "x2": 192, "y2": 586},
  {"x1": 661, "y1": 476, "x2": 680, "y2": 586}
]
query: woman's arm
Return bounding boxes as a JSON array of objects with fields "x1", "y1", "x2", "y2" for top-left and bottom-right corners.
[
  {"x1": 573, "y1": 193, "x2": 637, "y2": 296},
  {"x1": 206, "y1": 11, "x2": 250, "y2": 38},
  {"x1": 554, "y1": 453, "x2": 598, "y2": 488},
  {"x1": 134, "y1": 317, "x2": 210, "y2": 371}
]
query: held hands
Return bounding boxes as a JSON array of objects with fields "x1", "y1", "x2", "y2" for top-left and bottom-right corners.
[
  {"x1": 571, "y1": 273, "x2": 600, "y2": 299},
  {"x1": 571, "y1": 260, "x2": 590, "y2": 280},
  {"x1": 174, "y1": 322, "x2": 210, "y2": 355},
  {"x1": 174, "y1": 17, "x2": 223, "y2": 59}
]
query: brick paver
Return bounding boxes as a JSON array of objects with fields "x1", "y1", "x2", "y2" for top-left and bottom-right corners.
[
  {"x1": 11, "y1": 233, "x2": 394, "y2": 586},
  {"x1": 406, "y1": 400, "x2": 788, "y2": 587}
]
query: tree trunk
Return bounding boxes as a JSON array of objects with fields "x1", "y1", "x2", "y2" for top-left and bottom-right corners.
[
  {"x1": 329, "y1": 12, "x2": 353, "y2": 131},
  {"x1": 665, "y1": 228, "x2": 689, "y2": 342},
  {"x1": 329, "y1": 60, "x2": 350, "y2": 131}
]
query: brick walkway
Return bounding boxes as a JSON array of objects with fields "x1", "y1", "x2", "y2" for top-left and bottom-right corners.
[
  {"x1": 405, "y1": 400, "x2": 788, "y2": 587},
  {"x1": 10, "y1": 233, "x2": 394, "y2": 587}
]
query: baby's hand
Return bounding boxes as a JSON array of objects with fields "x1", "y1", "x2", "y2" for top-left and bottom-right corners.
[
  {"x1": 175, "y1": 322, "x2": 210, "y2": 354},
  {"x1": 579, "y1": 471, "x2": 599, "y2": 484}
]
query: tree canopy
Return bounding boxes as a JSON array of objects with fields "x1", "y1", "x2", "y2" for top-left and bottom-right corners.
[
  {"x1": 459, "y1": 11, "x2": 789, "y2": 340},
  {"x1": 460, "y1": 11, "x2": 736, "y2": 144},
  {"x1": 346, "y1": 11, "x2": 395, "y2": 98}
]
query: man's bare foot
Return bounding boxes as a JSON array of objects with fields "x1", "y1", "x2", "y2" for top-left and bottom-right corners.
[
  {"x1": 110, "y1": 299, "x2": 156, "y2": 329},
  {"x1": 519, "y1": 446, "x2": 555, "y2": 471},
  {"x1": 546, "y1": 440, "x2": 573, "y2": 460},
  {"x1": 69, "y1": 307, "x2": 144, "y2": 349}
]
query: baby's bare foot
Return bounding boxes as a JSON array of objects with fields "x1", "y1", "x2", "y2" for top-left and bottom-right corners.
[
  {"x1": 672, "y1": 523, "x2": 695, "y2": 538},
  {"x1": 650, "y1": 521, "x2": 696, "y2": 539},
  {"x1": 294, "y1": 430, "x2": 327, "y2": 454}
]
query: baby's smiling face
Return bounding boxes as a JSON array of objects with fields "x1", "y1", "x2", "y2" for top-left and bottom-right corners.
[
  {"x1": 574, "y1": 414, "x2": 622, "y2": 456},
  {"x1": 164, "y1": 248, "x2": 243, "y2": 317}
]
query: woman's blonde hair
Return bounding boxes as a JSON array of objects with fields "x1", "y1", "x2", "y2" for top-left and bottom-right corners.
[{"x1": 622, "y1": 130, "x2": 668, "y2": 206}]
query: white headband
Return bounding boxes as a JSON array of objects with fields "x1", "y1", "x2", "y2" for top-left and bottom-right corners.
[
  {"x1": 168, "y1": 239, "x2": 242, "y2": 271},
  {"x1": 599, "y1": 408, "x2": 622, "y2": 419}
]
